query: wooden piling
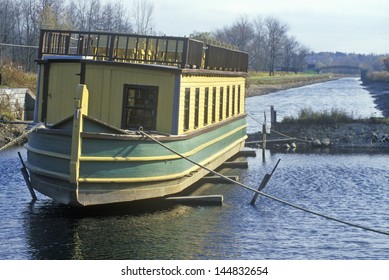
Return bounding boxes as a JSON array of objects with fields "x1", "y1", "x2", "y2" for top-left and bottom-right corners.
[
  {"x1": 201, "y1": 175, "x2": 239, "y2": 183},
  {"x1": 220, "y1": 161, "x2": 248, "y2": 168},
  {"x1": 165, "y1": 195, "x2": 223, "y2": 206},
  {"x1": 250, "y1": 158, "x2": 281, "y2": 205},
  {"x1": 18, "y1": 152, "x2": 37, "y2": 201},
  {"x1": 270, "y1": 106, "x2": 277, "y2": 128}
]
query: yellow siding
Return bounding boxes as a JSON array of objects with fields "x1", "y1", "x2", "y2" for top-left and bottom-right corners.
[
  {"x1": 179, "y1": 75, "x2": 245, "y2": 134},
  {"x1": 39, "y1": 62, "x2": 176, "y2": 133},
  {"x1": 45, "y1": 63, "x2": 81, "y2": 123},
  {"x1": 84, "y1": 64, "x2": 176, "y2": 133}
]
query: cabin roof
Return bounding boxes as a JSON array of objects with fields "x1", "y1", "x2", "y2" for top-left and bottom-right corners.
[{"x1": 38, "y1": 29, "x2": 249, "y2": 73}]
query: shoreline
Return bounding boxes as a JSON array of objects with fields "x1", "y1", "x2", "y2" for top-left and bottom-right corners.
[
  {"x1": 247, "y1": 121, "x2": 389, "y2": 150},
  {"x1": 2, "y1": 76, "x2": 388, "y2": 152},
  {"x1": 246, "y1": 77, "x2": 389, "y2": 151},
  {"x1": 246, "y1": 75, "x2": 345, "y2": 97}
]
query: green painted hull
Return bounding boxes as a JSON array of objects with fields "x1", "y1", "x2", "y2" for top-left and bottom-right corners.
[{"x1": 26, "y1": 116, "x2": 247, "y2": 206}]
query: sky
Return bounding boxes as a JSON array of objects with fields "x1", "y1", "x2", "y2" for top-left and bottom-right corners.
[{"x1": 121, "y1": 0, "x2": 389, "y2": 55}]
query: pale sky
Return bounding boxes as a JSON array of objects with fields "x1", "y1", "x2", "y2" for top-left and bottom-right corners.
[{"x1": 121, "y1": 0, "x2": 389, "y2": 55}]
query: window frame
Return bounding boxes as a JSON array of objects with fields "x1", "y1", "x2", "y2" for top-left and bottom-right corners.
[{"x1": 121, "y1": 84, "x2": 158, "y2": 131}]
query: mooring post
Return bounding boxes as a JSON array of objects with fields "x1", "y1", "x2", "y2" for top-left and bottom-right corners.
[
  {"x1": 270, "y1": 106, "x2": 277, "y2": 128},
  {"x1": 250, "y1": 158, "x2": 281, "y2": 205},
  {"x1": 262, "y1": 112, "x2": 267, "y2": 162},
  {"x1": 17, "y1": 152, "x2": 37, "y2": 201}
]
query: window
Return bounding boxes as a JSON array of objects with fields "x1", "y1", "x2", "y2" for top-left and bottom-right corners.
[
  {"x1": 219, "y1": 87, "x2": 224, "y2": 121},
  {"x1": 204, "y1": 88, "x2": 209, "y2": 126},
  {"x1": 226, "y1": 86, "x2": 230, "y2": 118},
  {"x1": 184, "y1": 88, "x2": 190, "y2": 130},
  {"x1": 122, "y1": 85, "x2": 158, "y2": 130},
  {"x1": 194, "y1": 88, "x2": 200, "y2": 128},
  {"x1": 237, "y1": 85, "x2": 241, "y2": 114},
  {"x1": 232, "y1": 85, "x2": 236, "y2": 116},
  {"x1": 212, "y1": 87, "x2": 216, "y2": 123}
]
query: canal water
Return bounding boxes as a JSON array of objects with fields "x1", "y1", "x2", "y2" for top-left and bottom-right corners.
[
  {"x1": 0, "y1": 78, "x2": 388, "y2": 260},
  {"x1": 246, "y1": 77, "x2": 383, "y2": 134}
]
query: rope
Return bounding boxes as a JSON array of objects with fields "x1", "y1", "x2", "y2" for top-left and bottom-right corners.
[
  {"x1": 0, "y1": 123, "x2": 43, "y2": 152},
  {"x1": 138, "y1": 129, "x2": 389, "y2": 237},
  {"x1": 247, "y1": 112, "x2": 310, "y2": 143}
]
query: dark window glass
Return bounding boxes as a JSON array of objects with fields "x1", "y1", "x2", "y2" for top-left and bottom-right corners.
[
  {"x1": 204, "y1": 87, "x2": 209, "y2": 125},
  {"x1": 184, "y1": 88, "x2": 190, "y2": 130},
  {"x1": 122, "y1": 85, "x2": 158, "y2": 130}
]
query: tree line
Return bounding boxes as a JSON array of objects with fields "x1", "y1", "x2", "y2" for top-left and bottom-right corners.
[
  {"x1": 0, "y1": 0, "x2": 154, "y2": 71},
  {"x1": 192, "y1": 15, "x2": 310, "y2": 75},
  {"x1": 1, "y1": 0, "x2": 385, "y2": 76}
]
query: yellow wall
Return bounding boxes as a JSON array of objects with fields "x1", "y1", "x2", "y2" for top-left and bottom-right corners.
[
  {"x1": 179, "y1": 75, "x2": 246, "y2": 134},
  {"x1": 40, "y1": 61, "x2": 176, "y2": 133},
  {"x1": 38, "y1": 60, "x2": 245, "y2": 135},
  {"x1": 84, "y1": 64, "x2": 176, "y2": 132},
  {"x1": 45, "y1": 63, "x2": 81, "y2": 123}
]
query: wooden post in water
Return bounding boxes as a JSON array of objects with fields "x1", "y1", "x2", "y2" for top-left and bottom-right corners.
[
  {"x1": 250, "y1": 158, "x2": 281, "y2": 205},
  {"x1": 270, "y1": 106, "x2": 277, "y2": 128},
  {"x1": 262, "y1": 112, "x2": 267, "y2": 162},
  {"x1": 18, "y1": 152, "x2": 37, "y2": 201}
]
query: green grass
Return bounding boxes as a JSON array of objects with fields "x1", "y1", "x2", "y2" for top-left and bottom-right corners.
[
  {"x1": 247, "y1": 71, "x2": 335, "y2": 86},
  {"x1": 282, "y1": 108, "x2": 389, "y2": 125},
  {"x1": 282, "y1": 108, "x2": 356, "y2": 125}
]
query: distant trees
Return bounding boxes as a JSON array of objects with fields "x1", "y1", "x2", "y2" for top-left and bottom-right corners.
[
  {"x1": 1, "y1": 2, "x2": 386, "y2": 75},
  {"x1": 0, "y1": 0, "x2": 154, "y2": 71},
  {"x1": 212, "y1": 15, "x2": 310, "y2": 75},
  {"x1": 383, "y1": 58, "x2": 389, "y2": 71},
  {"x1": 306, "y1": 52, "x2": 386, "y2": 72}
]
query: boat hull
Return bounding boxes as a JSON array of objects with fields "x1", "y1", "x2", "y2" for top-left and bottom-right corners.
[{"x1": 26, "y1": 116, "x2": 247, "y2": 206}]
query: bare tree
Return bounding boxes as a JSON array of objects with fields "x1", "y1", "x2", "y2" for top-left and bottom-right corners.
[
  {"x1": 132, "y1": 0, "x2": 154, "y2": 35},
  {"x1": 292, "y1": 44, "x2": 310, "y2": 73},
  {"x1": 249, "y1": 16, "x2": 266, "y2": 71},
  {"x1": 281, "y1": 35, "x2": 298, "y2": 72},
  {"x1": 214, "y1": 15, "x2": 253, "y2": 51},
  {"x1": 265, "y1": 16, "x2": 289, "y2": 76}
]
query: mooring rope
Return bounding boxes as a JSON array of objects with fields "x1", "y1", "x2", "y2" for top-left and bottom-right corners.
[
  {"x1": 138, "y1": 129, "x2": 389, "y2": 237},
  {"x1": 247, "y1": 112, "x2": 306, "y2": 142},
  {"x1": 0, "y1": 123, "x2": 43, "y2": 152}
]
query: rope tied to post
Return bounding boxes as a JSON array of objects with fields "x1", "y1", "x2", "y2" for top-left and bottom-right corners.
[
  {"x1": 138, "y1": 128, "x2": 389, "y2": 237},
  {"x1": 0, "y1": 122, "x2": 43, "y2": 152}
]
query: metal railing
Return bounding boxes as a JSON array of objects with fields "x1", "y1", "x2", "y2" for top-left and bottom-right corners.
[{"x1": 38, "y1": 29, "x2": 248, "y2": 72}]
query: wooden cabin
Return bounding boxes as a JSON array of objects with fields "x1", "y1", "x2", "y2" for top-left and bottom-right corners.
[
  {"x1": 35, "y1": 30, "x2": 248, "y2": 135},
  {"x1": 25, "y1": 29, "x2": 249, "y2": 206}
]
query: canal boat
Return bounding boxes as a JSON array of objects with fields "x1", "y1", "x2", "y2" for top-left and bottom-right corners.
[{"x1": 25, "y1": 29, "x2": 248, "y2": 206}]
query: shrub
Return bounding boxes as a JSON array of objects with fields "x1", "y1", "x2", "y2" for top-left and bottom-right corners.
[{"x1": 282, "y1": 108, "x2": 355, "y2": 125}]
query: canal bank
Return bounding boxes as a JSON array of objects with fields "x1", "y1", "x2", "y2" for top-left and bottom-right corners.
[
  {"x1": 246, "y1": 77, "x2": 389, "y2": 150},
  {"x1": 247, "y1": 121, "x2": 389, "y2": 150},
  {"x1": 246, "y1": 73, "x2": 346, "y2": 97}
]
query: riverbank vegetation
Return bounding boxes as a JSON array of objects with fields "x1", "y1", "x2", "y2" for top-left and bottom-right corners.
[
  {"x1": 0, "y1": 62, "x2": 37, "y2": 91},
  {"x1": 281, "y1": 108, "x2": 355, "y2": 125},
  {"x1": 281, "y1": 108, "x2": 389, "y2": 125},
  {"x1": 363, "y1": 71, "x2": 389, "y2": 83}
]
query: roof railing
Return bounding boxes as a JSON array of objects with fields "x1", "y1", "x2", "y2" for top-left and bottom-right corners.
[{"x1": 38, "y1": 29, "x2": 248, "y2": 72}]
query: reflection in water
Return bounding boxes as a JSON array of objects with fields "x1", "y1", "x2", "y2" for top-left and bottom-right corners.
[{"x1": 19, "y1": 150, "x2": 389, "y2": 260}]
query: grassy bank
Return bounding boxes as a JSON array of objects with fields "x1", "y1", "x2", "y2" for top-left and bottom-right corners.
[
  {"x1": 246, "y1": 72, "x2": 344, "y2": 97},
  {"x1": 281, "y1": 108, "x2": 389, "y2": 125}
]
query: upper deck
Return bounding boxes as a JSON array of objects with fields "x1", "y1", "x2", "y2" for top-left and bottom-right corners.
[{"x1": 38, "y1": 29, "x2": 248, "y2": 72}]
